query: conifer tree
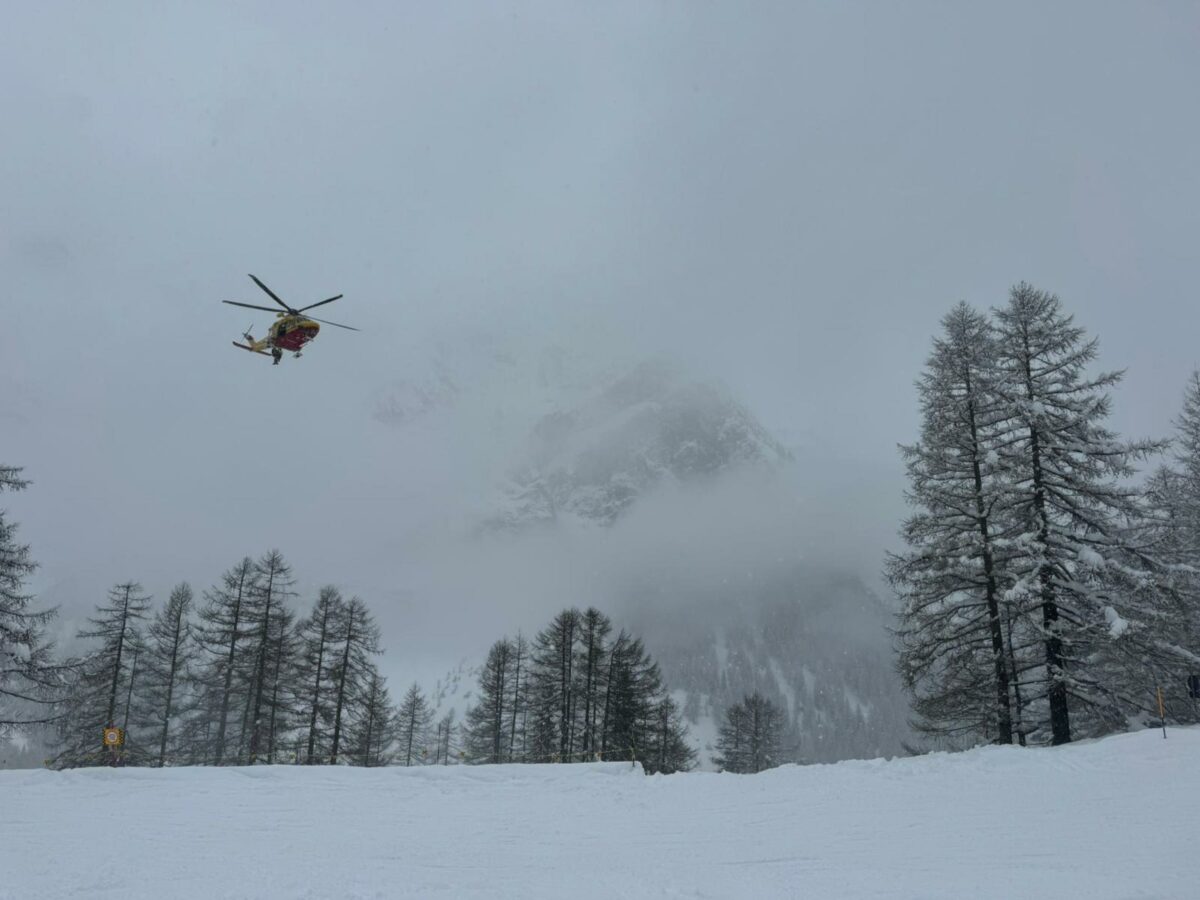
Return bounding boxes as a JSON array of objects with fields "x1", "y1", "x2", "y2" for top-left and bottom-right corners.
[
  {"x1": 530, "y1": 609, "x2": 580, "y2": 760},
  {"x1": 507, "y1": 632, "x2": 528, "y2": 761},
  {"x1": 525, "y1": 665, "x2": 559, "y2": 763},
  {"x1": 465, "y1": 638, "x2": 513, "y2": 763},
  {"x1": 243, "y1": 550, "x2": 296, "y2": 764},
  {"x1": 140, "y1": 583, "x2": 194, "y2": 766},
  {"x1": 992, "y1": 283, "x2": 1167, "y2": 744},
  {"x1": 646, "y1": 694, "x2": 696, "y2": 774},
  {"x1": 54, "y1": 583, "x2": 151, "y2": 767},
  {"x1": 715, "y1": 693, "x2": 782, "y2": 773},
  {"x1": 348, "y1": 665, "x2": 397, "y2": 767},
  {"x1": 888, "y1": 304, "x2": 1019, "y2": 744},
  {"x1": 193, "y1": 557, "x2": 257, "y2": 765},
  {"x1": 119, "y1": 632, "x2": 148, "y2": 761},
  {"x1": 262, "y1": 603, "x2": 298, "y2": 764},
  {"x1": 327, "y1": 596, "x2": 381, "y2": 764},
  {"x1": 0, "y1": 467, "x2": 66, "y2": 734},
  {"x1": 1172, "y1": 370, "x2": 1200, "y2": 544},
  {"x1": 600, "y1": 631, "x2": 661, "y2": 764},
  {"x1": 396, "y1": 682, "x2": 433, "y2": 766},
  {"x1": 432, "y1": 710, "x2": 459, "y2": 765},
  {"x1": 575, "y1": 608, "x2": 611, "y2": 758},
  {"x1": 296, "y1": 586, "x2": 343, "y2": 764},
  {"x1": 1139, "y1": 376, "x2": 1200, "y2": 719}
]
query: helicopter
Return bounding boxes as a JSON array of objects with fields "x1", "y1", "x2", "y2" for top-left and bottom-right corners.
[{"x1": 223, "y1": 274, "x2": 358, "y2": 364}]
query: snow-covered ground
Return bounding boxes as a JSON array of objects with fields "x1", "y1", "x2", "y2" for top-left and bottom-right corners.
[{"x1": 3, "y1": 728, "x2": 1197, "y2": 899}]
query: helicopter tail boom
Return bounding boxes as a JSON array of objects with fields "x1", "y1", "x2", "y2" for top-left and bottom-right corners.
[{"x1": 232, "y1": 341, "x2": 273, "y2": 357}]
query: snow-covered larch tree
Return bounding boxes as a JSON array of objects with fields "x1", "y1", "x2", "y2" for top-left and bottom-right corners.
[
  {"x1": 243, "y1": 550, "x2": 296, "y2": 764},
  {"x1": 347, "y1": 664, "x2": 397, "y2": 767},
  {"x1": 0, "y1": 466, "x2": 66, "y2": 736},
  {"x1": 53, "y1": 582, "x2": 151, "y2": 767},
  {"x1": 715, "y1": 693, "x2": 782, "y2": 773},
  {"x1": 140, "y1": 583, "x2": 195, "y2": 766},
  {"x1": 296, "y1": 585, "x2": 343, "y2": 764},
  {"x1": 326, "y1": 596, "x2": 381, "y2": 765},
  {"x1": 465, "y1": 638, "x2": 514, "y2": 763},
  {"x1": 888, "y1": 303, "x2": 1021, "y2": 745},
  {"x1": 647, "y1": 694, "x2": 696, "y2": 774},
  {"x1": 396, "y1": 681, "x2": 433, "y2": 766},
  {"x1": 1139, "y1": 375, "x2": 1200, "y2": 719},
  {"x1": 192, "y1": 557, "x2": 257, "y2": 765},
  {"x1": 992, "y1": 283, "x2": 1168, "y2": 744}
]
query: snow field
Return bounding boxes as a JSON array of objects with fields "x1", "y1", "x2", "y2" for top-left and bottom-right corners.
[{"x1": 2, "y1": 727, "x2": 1197, "y2": 899}]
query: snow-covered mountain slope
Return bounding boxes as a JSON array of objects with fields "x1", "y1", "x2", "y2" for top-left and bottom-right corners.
[
  {"x1": 428, "y1": 658, "x2": 477, "y2": 726},
  {"x1": 634, "y1": 569, "x2": 913, "y2": 766},
  {"x1": 4, "y1": 728, "x2": 1196, "y2": 899}
]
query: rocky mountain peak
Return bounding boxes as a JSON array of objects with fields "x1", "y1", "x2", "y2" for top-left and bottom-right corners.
[{"x1": 490, "y1": 360, "x2": 792, "y2": 529}]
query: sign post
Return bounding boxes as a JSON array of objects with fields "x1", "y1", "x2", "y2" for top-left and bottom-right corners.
[{"x1": 103, "y1": 726, "x2": 125, "y2": 766}]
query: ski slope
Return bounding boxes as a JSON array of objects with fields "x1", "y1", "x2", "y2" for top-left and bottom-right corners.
[{"x1": 3, "y1": 728, "x2": 1197, "y2": 899}]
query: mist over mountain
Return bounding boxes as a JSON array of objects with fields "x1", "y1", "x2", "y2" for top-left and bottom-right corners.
[
  {"x1": 400, "y1": 352, "x2": 911, "y2": 764},
  {"x1": 490, "y1": 360, "x2": 792, "y2": 529}
]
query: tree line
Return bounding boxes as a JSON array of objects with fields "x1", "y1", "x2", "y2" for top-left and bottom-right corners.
[
  {"x1": 0, "y1": 499, "x2": 703, "y2": 771},
  {"x1": 47, "y1": 552, "x2": 434, "y2": 768},
  {"x1": 889, "y1": 283, "x2": 1200, "y2": 748},
  {"x1": 714, "y1": 693, "x2": 785, "y2": 774},
  {"x1": 462, "y1": 607, "x2": 696, "y2": 774},
  {"x1": 0, "y1": 522, "x2": 451, "y2": 768}
]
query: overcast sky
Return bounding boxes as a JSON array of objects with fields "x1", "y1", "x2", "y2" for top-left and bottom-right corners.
[{"x1": 3, "y1": 3, "x2": 1199, "y2": 684}]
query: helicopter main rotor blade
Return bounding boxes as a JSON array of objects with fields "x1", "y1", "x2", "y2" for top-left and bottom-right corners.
[
  {"x1": 308, "y1": 315, "x2": 360, "y2": 331},
  {"x1": 248, "y1": 274, "x2": 293, "y2": 312},
  {"x1": 297, "y1": 294, "x2": 343, "y2": 313},
  {"x1": 223, "y1": 300, "x2": 282, "y2": 313}
]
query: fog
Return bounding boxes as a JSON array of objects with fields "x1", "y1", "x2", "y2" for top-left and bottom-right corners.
[{"x1": 4, "y1": 3, "x2": 1199, "y2": 687}]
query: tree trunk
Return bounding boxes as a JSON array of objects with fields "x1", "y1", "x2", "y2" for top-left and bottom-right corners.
[
  {"x1": 599, "y1": 636, "x2": 622, "y2": 756},
  {"x1": 964, "y1": 378, "x2": 1013, "y2": 744},
  {"x1": 508, "y1": 636, "x2": 523, "y2": 761},
  {"x1": 121, "y1": 643, "x2": 140, "y2": 736},
  {"x1": 247, "y1": 565, "x2": 277, "y2": 763},
  {"x1": 1022, "y1": 344, "x2": 1071, "y2": 745},
  {"x1": 306, "y1": 605, "x2": 330, "y2": 764},
  {"x1": 406, "y1": 703, "x2": 417, "y2": 766},
  {"x1": 559, "y1": 617, "x2": 575, "y2": 759},
  {"x1": 329, "y1": 606, "x2": 357, "y2": 765},
  {"x1": 361, "y1": 686, "x2": 377, "y2": 767},
  {"x1": 498, "y1": 658, "x2": 508, "y2": 763},
  {"x1": 105, "y1": 585, "x2": 132, "y2": 727},
  {"x1": 157, "y1": 604, "x2": 185, "y2": 767},
  {"x1": 214, "y1": 568, "x2": 248, "y2": 766},
  {"x1": 582, "y1": 627, "x2": 597, "y2": 755},
  {"x1": 266, "y1": 625, "x2": 286, "y2": 764}
]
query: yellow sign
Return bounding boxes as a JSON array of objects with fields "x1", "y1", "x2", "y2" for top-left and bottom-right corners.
[{"x1": 103, "y1": 727, "x2": 124, "y2": 747}]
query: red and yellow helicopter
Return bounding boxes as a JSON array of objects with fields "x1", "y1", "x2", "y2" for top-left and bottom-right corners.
[{"x1": 224, "y1": 274, "x2": 358, "y2": 364}]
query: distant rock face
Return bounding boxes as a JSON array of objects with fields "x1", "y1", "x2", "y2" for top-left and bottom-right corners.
[
  {"x1": 627, "y1": 569, "x2": 913, "y2": 767},
  {"x1": 488, "y1": 361, "x2": 792, "y2": 529},
  {"x1": 372, "y1": 366, "x2": 459, "y2": 427}
]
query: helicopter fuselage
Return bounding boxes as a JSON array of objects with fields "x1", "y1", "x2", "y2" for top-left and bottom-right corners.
[{"x1": 268, "y1": 315, "x2": 321, "y2": 352}]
